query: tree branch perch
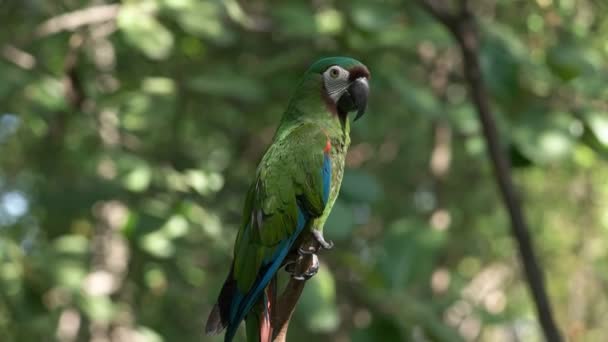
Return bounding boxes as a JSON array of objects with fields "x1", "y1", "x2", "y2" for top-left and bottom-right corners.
[
  {"x1": 415, "y1": 1, "x2": 563, "y2": 341},
  {"x1": 34, "y1": 4, "x2": 120, "y2": 38},
  {"x1": 270, "y1": 238, "x2": 320, "y2": 342}
]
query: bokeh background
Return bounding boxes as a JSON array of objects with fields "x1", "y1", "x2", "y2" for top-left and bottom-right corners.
[{"x1": 1, "y1": 0, "x2": 608, "y2": 341}]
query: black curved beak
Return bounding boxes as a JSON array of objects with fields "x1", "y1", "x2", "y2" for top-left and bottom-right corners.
[{"x1": 337, "y1": 77, "x2": 369, "y2": 122}]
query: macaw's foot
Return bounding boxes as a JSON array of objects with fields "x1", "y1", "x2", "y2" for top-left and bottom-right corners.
[
  {"x1": 297, "y1": 245, "x2": 317, "y2": 255},
  {"x1": 288, "y1": 253, "x2": 319, "y2": 281},
  {"x1": 312, "y1": 230, "x2": 334, "y2": 250},
  {"x1": 297, "y1": 231, "x2": 333, "y2": 255}
]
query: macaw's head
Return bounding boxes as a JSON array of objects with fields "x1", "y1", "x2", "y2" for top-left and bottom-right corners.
[{"x1": 301, "y1": 57, "x2": 370, "y2": 122}]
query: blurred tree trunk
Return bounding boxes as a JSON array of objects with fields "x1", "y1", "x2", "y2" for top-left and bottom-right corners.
[{"x1": 416, "y1": 1, "x2": 563, "y2": 341}]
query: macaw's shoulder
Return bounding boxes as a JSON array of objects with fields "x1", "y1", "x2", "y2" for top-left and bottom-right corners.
[{"x1": 272, "y1": 122, "x2": 329, "y2": 150}]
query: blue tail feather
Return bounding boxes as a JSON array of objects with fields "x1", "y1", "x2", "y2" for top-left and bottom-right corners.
[{"x1": 224, "y1": 207, "x2": 308, "y2": 342}]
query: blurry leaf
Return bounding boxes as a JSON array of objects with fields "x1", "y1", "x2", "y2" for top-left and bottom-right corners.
[
  {"x1": 53, "y1": 235, "x2": 89, "y2": 254},
  {"x1": 163, "y1": 0, "x2": 232, "y2": 42},
  {"x1": 24, "y1": 77, "x2": 65, "y2": 110},
  {"x1": 142, "y1": 77, "x2": 176, "y2": 95},
  {"x1": 184, "y1": 169, "x2": 224, "y2": 195},
  {"x1": 144, "y1": 263, "x2": 167, "y2": 290},
  {"x1": 53, "y1": 261, "x2": 87, "y2": 289},
  {"x1": 183, "y1": 202, "x2": 222, "y2": 238},
  {"x1": 79, "y1": 294, "x2": 114, "y2": 323},
  {"x1": 482, "y1": 22, "x2": 527, "y2": 58},
  {"x1": 122, "y1": 210, "x2": 140, "y2": 238},
  {"x1": 573, "y1": 145, "x2": 597, "y2": 168},
  {"x1": 121, "y1": 93, "x2": 153, "y2": 131},
  {"x1": 165, "y1": 168, "x2": 189, "y2": 192},
  {"x1": 135, "y1": 326, "x2": 164, "y2": 342},
  {"x1": 580, "y1": 112, "x2": 608, "y2": 159},
  {"x1": 140, "y1": 231, "x2": 175, "y2": 258},
  {"x1": 123, "y1": 164, "x2": 152, "y2": 192},
  {"x1": 118, "y1": 3, "x2": 174, "y2": 60},
  {"x1": 546, "y1": 38, "x2": 594, "y2": 82},
  {"x1": 161, "y1": 214, "x2": 189, "y2": 238},
  {"x1": 512, "y1": 111, "x2": 577, "y2": 163},
  {"x1": 315, "y1": 8, "x2": 344, "y2": 35},
  {"x1": 480, "y1": 28, "x2": 523, "y2": 104},
  {"x1": 185, "y1": 170, "x2": 208, "y2": 193},
  {"x1": 538, "y1": 131, "x2": 574, "y2": 157},
  {"x1": 0, "y1": 244, "x2": 23, "y2": 282},
  {"x1": 449, "y1": 104, "x2": 478, "y2": 135},
  {"x1": 586, "y1": 112, "x2": 608, "y2": 146},
  {"x1": 179, "y1": 36, "x2": 205, "y2": 58}
]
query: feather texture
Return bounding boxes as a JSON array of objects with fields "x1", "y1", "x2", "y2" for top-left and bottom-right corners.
[{"x1": 206, "y1": 57, "x2": 368, "y2": 342}]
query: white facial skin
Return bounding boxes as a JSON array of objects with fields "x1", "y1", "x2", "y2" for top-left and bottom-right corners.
[{"x1": 322, "y1": 65, "x2": 350, "y2": 102}]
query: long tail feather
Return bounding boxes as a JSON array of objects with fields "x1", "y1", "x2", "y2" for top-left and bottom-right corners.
[
  {"x1": 245, "y1": 276, "x2": 276, "y2": 342},
  {"x1": 211, "y1": 207, "x2": 308, "y2": 342},
  {"x1": 206, "y1": 267, "x2": 238, "y2": 336},
  {"x1": 205, "y1": 303, "x2": 224, "y2": 336},
  {"x1": 261, "y1": 276, "x2": 276, "y2": 341},
  {"x1": 225, "y1": 208, "x2": 308, "y2": 341}
]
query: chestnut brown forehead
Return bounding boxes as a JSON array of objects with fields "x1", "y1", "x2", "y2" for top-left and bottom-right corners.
[{"x1": 348, "y1": 66, "x2": 370, "y2": 81}]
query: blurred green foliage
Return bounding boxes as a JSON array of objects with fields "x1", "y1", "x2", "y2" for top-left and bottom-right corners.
[{"x1": 1, "y1": 0, "x2": 607, "y2": 341}]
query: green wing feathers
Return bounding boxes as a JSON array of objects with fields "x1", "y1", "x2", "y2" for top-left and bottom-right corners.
[{"x1": 233, "y1": 123, "x2": 329, "y2": 292}]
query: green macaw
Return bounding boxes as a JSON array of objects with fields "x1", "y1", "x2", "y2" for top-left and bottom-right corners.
[{"x1": 205, "y1": 57, "x2": 370, "y2": 342}]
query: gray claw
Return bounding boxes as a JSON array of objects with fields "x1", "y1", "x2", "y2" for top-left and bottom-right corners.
[{"x1": 312, "y1": 230, "x2": 334, "y2": 250}]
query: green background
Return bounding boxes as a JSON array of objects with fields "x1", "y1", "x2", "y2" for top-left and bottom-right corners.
[{"x1": 1, "y1": 0, "x2": 607, "y2": 341}]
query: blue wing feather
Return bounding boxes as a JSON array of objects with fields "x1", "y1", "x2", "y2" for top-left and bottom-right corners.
[
  {"x1": 224, "y1": 207, "x2": 309, "y2": 342},
  {"x1": 322, "y1": 152, "x2": 331, "y2": 205}
]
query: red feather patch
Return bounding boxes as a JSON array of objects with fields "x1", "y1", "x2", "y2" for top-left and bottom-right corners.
[{"x1": 324, "y1": 139, "x2": 331, "y2": 153}]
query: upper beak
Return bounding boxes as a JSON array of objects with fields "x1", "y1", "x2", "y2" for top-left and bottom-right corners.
[{"x1": 349, "y1": 77, "x2": 369, "y2": 121}]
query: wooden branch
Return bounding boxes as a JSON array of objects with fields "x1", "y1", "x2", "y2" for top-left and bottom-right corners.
[
  {"x1": 417, "y1": 0, "x2": 459, "y2": 28},
  {"x1": 34, "y1": 4, "x2": 120, "y2": 38},
  {"x1": 271, "y1": 238, "x2": 320, "y2": 342},
  {"x1": 272, "y1": 266, "x2": 307, "y2": 342},
  {"x1": 1, "y1": 45, "x2": 36, "y2": 69},
  {"x1": 416, "y1": 1, "x2": 563, "y2": 341},
  {"x1": 2, "y1": 4, "x2": 119, "y2": 71}
]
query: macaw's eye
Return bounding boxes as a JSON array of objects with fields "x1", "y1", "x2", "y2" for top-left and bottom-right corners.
[{"x1": 329, "y1": 67, "x2": 340, "y2": 79}]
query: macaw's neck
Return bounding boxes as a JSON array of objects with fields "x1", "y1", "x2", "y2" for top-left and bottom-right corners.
[{"x1": 279, "y1": 75, "x2": 350, "y2": 138}]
